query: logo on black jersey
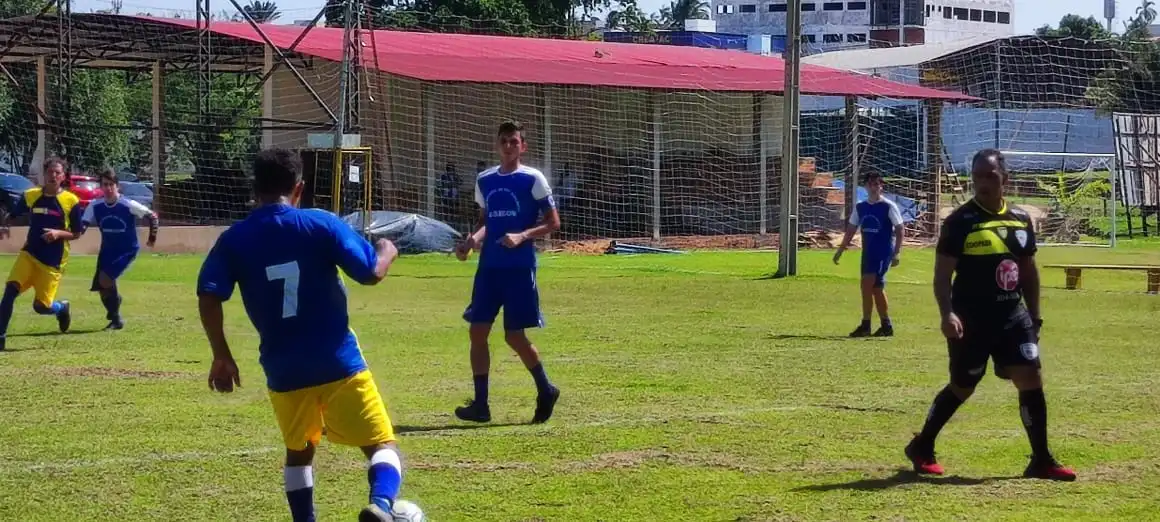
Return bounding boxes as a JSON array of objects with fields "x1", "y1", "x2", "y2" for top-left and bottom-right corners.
[
  {"x1": 995, "y1": 259, "x2": 1019, "y2": 291},
  {"x1": 997, "y1": 227, "x2": 1008, "y2": 239},
  {"x1": 1015, "y1": 229, "x2": 1028, "y2": 247},
  {"x1": 966, "y1": 239, "x2": 992, "y2": 249}
]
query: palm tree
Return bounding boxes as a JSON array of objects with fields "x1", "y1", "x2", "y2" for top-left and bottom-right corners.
[
  {"x1": 240, "y1": 0, "x2": 281, "y2": 23},
  {"x1": 658, "y1": 0, "x2": 709, "y2": 29},
  {"x1": 604, "y1": 3, "x2": 656, "y2": 32}
]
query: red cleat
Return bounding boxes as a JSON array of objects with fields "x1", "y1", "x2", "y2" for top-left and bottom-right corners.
[
  {"x1": 905, "y1": 436, "x2": 945, "y2": 475},
  {"x1": 1023, "y1": 457, "x2": 1077, "y2": 481}
]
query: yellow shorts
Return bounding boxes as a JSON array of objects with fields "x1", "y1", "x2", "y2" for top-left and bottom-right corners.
[
  {"x1": 6, "y1": 251, "x2": 61, "y2": 308},
  {"x1": 268, "y1": 370, "x2": 396, "y2": 451}
]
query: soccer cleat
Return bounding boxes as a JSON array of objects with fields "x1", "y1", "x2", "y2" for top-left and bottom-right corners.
[
  {"x1": 531, "y1": 386, "x2": 560, "y2": 424},
  {"x1": 454, "y1": 400, "x2": 491, "y2": 423},
  {"x1": 873, "y1": 325, "x2": 894, "y2": 337},
  {"x1": 105, "y1": 319, "x2": 124, "y2": 331},
  {"x1": 358, "y1": 502, "x2": 392, "y2": 522},
  {"x1": 849, "y1": 323, "x2": 872, "y2": 338},
  {"x1": 0, "y1": 335, "x2": 5, "y2": 351},
  {"x1": 905, "y1": 436, "x2": 945, "y2": 475},
  {"x1": 56, "y1": 300, "x2": 71, "y2": 333},
  {"x1": 1023, "y1": 457, "x2": 1077, "y2": 482}
]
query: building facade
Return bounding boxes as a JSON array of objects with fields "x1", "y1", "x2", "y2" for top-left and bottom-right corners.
[{"x1": 710, "y1": 0, "x2": 1014, "y2": 52}]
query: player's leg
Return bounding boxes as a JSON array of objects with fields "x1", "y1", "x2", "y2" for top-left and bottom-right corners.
[
  {"x1": 850, "y1": 256, "x2": 875, "y2": 337},
  {"x1": 93, "y1": 253, "x2": 132, "y2": 329},
  {"x1": 268, "y1": 387, "x2": 326, "y2": 522},
  {"x1": 26, "y1": 257, "x2": 68, "y2": 332},
  {"x1": 316, "y1": 371, "x2": 408, "y2": 521},
  {"x1": 906, "y1": 334, "x2": 986, "y2": 475},
  {"x1": 0, "y1": 253, "x2": 34, "y2": 350},
  {"x1": 457, "y1": 268, "x2": 502, "y2": 422},
  {"x1": 502, "y1": 267, "x2": 559, "y2": 424},
  {"x1": 993, "y1": 318, "x2": 1076, "y2": 481},
  {"x1": 871, "y1": 262, "x2": 893, "y2": 336}
]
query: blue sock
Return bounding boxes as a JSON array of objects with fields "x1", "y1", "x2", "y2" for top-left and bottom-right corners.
[
  {"x1": 368, "y1": 449, "x2": 402, "y2": 510},
  {"x1": 530, "y1": 364, "x2": 554, "y2": 395},
  {"x1": 284, "y1": 466, "x2": 315, "y2": 522},
  {"x1": 33, "y1": 301, "x2": 62, "y2": 315},
  {"x1": 0, "y1": 283, "x2": 18, "y2": 336},
  {"x1": 473, "y1": 374, "x2": 489, "y2": 406}
]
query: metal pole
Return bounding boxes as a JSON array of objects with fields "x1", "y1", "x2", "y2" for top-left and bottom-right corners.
[
  {"x1": 1110, "y1": 155, "x2": 1118, "y2": 248},
  {"x1": 779, "y1": 0, "x2": 801, "y2": 276},
  {"x1": 652, "y1": 95, "x2": 662, "y2": 241},
  {"x1": 757, "y1": 94, "x2": 768, "y2": 235},
  {"x1": 897, "y1": 0, "x2": 904, "y2": 46}
]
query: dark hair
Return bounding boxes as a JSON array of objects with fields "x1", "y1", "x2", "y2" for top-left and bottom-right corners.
[
  {"x1": 43, "y1": 157, "x2": 67, "y2": 174},
  {"x1": 861, "y1": 171, "x2": 884, "y2": 184},
  {"x1": 497, "y1": 121, "x2": 524, "y2": 140},
  {"x1": 252, "y1": 148, "x2": 303, "y2": 196},
  {"x1": 972, "y1": 148, "x2": 1008, "y2": 176},
  {"x1": 98, "y1": 167, "x2": 118, "y2": 185}
]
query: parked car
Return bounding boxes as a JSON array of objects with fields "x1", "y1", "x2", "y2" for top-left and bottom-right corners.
[
  {"x1": 119, "y1": 181, "x2": 154, "y2": 210},
  {"x1": 65, "y1": 174, "x2": 103, "y2": 210},
  {"x1": 0, "y1": 172, "x2": 34, "y2": 219}
]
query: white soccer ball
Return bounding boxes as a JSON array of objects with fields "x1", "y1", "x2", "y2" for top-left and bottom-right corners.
[{"x1": 392, "y1": 499, "x2": 426, "y2": 522}]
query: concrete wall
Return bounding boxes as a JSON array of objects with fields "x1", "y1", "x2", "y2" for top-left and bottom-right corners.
[{"x1": 0, "y1": 226, "x2": 226, "y2": 255}]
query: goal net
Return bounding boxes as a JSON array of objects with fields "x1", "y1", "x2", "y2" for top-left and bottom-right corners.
[{"x1": 0, "y1": 10, "x2": 1155, "y2": 250}]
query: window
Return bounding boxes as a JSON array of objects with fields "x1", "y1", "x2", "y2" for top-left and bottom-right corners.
[
  {"x1": 769, "y1": 3, "x2": 787, "y2": 11},
  {"x1": 847, "y1": 33, "x2": 867, "y2": 42},
  {"x1": 925, "y1": 5, "x2": 931, "y2": 16},
  {"x1": 716, "y1": 4, "x2": 736, "y2": 13},
  {"x1": 969, "y1": 8, "x2": 981, "y2": 21},
  {"x1": 983, "y1": 10, "x2": 996, "y2": 22},
  {"x1": 952, "y1": 7, "x2": 967, "y2": 19},
  {"x1": 801, "y1": 2, "x2": 816, "y2": 10},
  {"x1": 823, "y1": 33, "x2": 843, "y2": 43},
  {"x1": 801, "y1": 34, "x2": 817, "y2": 43},
  {"x1": 847, "y1": 1, "x2": 866, "y2": 9},
  {"x1": 824, "y1": 2, "x2": 844, "y2": 10},
  {"x1": 997, "y1": 11, "x2": 1010, "y2": 23},
  {"x1": 740, "y1": 3, "x2": 756, "y2": 12},
  {"x1": 942, "y1": 6, "x2": 951, "y2": 18}
]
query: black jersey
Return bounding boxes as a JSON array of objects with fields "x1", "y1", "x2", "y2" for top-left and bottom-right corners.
[{"x1": 936, "y1": 199, "x2": 1038, "y2": 320}]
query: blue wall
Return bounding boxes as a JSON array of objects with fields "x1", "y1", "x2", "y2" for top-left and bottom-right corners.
[{"x1": 603, "y1": 31, "x2": 752, "y2": 51}]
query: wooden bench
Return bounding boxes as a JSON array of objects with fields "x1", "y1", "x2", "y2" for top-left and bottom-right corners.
[{"x1": 1043, "y1": 264, "x2": 1160, "y2": 294}]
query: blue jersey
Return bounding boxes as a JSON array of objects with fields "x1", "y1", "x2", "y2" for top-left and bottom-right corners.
[
  {"x1": 849, "y1": 198, "x2": 903, "y2": 259},
  {"x1": 82, "y1": 197, "x2": 153, "y2": 257},
  {"x1": 196, "y1": 204, "x2": 380, "y2": 393},
  {"x1": 474, "y1": 165, "x2": 554, "y2": 269}
]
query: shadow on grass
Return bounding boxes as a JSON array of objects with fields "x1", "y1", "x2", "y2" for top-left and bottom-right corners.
[
  {"x1": 10, "y1": 328, "x2": 104, "y2": 338},
  {"x1": 395, "y1": 422, "x2": 528, "y2": 434},
  {"x1": 766, "y1": 333, "x2": 852, "y2": 341},
  {"x1": 793, "y1": 469, "x2": 1024, "y2": 492}
]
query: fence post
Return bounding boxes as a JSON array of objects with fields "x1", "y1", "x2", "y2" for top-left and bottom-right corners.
[{"x1": 924, "y1": 99, "x2": 943, "y2": 239}]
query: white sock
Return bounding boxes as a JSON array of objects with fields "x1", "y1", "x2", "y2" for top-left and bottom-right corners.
[
  {"x1": 369, "y1": 448, "x2": 403, "y2": 473},
  {"x1": 284, "y1": 465, "x2": 314, "y2": 492}
]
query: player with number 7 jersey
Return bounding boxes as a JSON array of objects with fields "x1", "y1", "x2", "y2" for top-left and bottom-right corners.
[{"x1": 197, "y1": 148, "x2": 420, "y2": 522}]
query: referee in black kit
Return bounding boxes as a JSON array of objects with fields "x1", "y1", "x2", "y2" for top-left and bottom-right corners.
[{"x1": 904, "y1": 149, "x2": 1076, "y2": 481}]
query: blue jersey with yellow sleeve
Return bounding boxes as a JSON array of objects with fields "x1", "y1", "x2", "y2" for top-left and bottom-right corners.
[
  {"x1": 10, "y1": 188, "x2": 84, "y2": 269},
  {"x1": 196, "y1": 204, "x2": 380, "y2": 393}
]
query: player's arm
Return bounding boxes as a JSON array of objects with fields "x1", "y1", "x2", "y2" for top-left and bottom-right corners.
[
  {"x1": 1017, "y1": 220, "x2": 1041, "y2": 323},
  {"x1": 128, "y1": 200, "x2": 159, "y2": 246},
  {"x1": 332, "y1": 217, "x2": 397, "y2": 285},
  {"x1": 889, "y1": 202, "x2": 905, "y2": 261},
  {"x1": 508, "y1": 173, "x2": 561, "y2": 245},
  {"x1": 197, "y1": 238, "x2": 241, "y2": 392},
  {"x1": 0, "y1": 195, "x2": 27, "y2": 239},
  {"x1": 933, "y1": 217, "x2": 964, "y2": 320},
  {"x1": 49, "y1": 202, "x2": 86, "y2": 241},
  {"x1": 833, "y1": 207, "x2": 859, "y2": 262}
]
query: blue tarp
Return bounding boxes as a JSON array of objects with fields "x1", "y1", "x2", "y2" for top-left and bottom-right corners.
[
  {"x1": 342, "y1": 211, "x2": 463, "y2": 254},
  {"x1": 830, "y1": 180, "x2": 924, "y2": 223}
]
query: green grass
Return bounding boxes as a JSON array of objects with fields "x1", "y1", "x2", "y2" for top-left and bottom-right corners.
[{"x1": 1, "y1": 246, "x2": 1159, "y2": 521}]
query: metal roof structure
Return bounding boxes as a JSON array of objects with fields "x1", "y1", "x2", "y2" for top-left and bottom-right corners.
[
  {"x1": 0, "y1": 13, "x2": 979, "y2": 100},
  {"x1": 800, "y1": 36, "x2": 1004, "y2": 72}
]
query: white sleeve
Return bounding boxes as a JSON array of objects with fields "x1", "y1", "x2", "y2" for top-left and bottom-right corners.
[
  {"x1": 847, "y1": 206, "x2": 859, "y2": 227},
  {"x1": 887, "y1": 201, "x2": 904, "y2": 227},
  {"x1": 474, "y1": 180, "x2": 485, "y2": 208},
  {"x1": 126, "y1": 199, "x2": 153, "y2": 219},
  {"x1": 81, "y1": 203, "x2": 96, "y2": 224},
  {"x1": 531, "y1": 171, "x2": 553, "y2": 200}
]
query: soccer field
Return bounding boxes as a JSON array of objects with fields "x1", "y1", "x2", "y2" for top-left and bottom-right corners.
[{"x1": 1, "y1": 245, "x2": 1158, "y2": 521}]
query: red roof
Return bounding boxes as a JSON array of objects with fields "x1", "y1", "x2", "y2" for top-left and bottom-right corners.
[{"x1": 141, "y1": 17, "x2": 977, "y2": 101}]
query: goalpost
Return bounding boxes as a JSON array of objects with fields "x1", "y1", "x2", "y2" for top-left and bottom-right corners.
[{"x1": 997, "y1": 151, "x2": 1118, "y2": 249}]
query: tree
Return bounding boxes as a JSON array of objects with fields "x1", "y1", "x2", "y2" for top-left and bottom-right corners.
[
  {"x1": 1035, "y1": 14, "x2": 1112, "y2": 40},
  {"x1": 240, "y1": 0, "x2": 281, "y2": 22},
  {"x1": 604, "y1": 0, "x2": 656, "y2": 32},
  {"x1": 1084, "y1": 0, "x2": 1160, "y2": 113},
  {"x1": 657, "y1": 0, "x2": 708, "y2": 30}
]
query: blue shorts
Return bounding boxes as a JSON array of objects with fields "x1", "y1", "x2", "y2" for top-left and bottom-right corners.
[
  {"x1": 91, "y1": 250, "x2": 137, "y2": 291},
  {"x1": 463, "y1": 267, "x2": 544, "y2": 331},
  {"x1": 861, "y1": 255, "x2": 892, "y2": 288}
]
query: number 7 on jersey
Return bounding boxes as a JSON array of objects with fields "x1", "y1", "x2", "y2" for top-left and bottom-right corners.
[{"x1": 266, "y1": 261, "x2": 300, "y2": 319}]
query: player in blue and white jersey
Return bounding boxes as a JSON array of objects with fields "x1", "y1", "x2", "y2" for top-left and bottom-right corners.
[
  {"x1": 833, "y1": 171, "x2": 904, "y2": 337},
  {"x1": 81, "y1": 169, "x2": 158, "y2": 330},
  {"x1": 197, "y1": 148, "x2": 415, "y2": 522},
  {"x1": 453, "y1": 121, "x2": 562, "y2": 424}
]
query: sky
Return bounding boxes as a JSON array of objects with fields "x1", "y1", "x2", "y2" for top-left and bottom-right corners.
[{"x1": 77, "y1": 0, "x2": 1140, "y2": 37}]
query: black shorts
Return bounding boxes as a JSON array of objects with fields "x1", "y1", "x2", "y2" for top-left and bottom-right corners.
[{"x1": 948, "y1": 311, "x2": 1041, "y2": 386}]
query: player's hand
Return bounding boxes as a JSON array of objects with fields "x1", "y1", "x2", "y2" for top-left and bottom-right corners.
[
  {"x1": 208, "y1": 357, "x2": 241, "y2": 393},
  {"x1": 454, "y1": 239, "x2": 472, "y2": 261},
  {"x1": 376, "y1": 238, "x2": 398, "y2": 262},
  {"x1": 501, "y1": 232, "x2": 526, "y2": 248},
  {"x1": 891, "y1": 256, "x2": 901, "y2": 267},
  {"x1": 146, "y1": 238, "x2": 156, "y2": 248},
  {"x1": 41, "y1": 229, "x2": 62, "y2": 243},
  {"x1": 941, "y1": 313, "x2": 964, "y2": 340}
]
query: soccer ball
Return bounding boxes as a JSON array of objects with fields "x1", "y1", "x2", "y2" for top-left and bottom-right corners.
[{"x1": 391, "y1": 500, "x2": 426, "y2": 522}]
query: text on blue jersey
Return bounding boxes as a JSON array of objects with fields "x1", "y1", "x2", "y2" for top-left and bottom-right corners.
[{"x1": 473, "y1": 165, "x2": 554, "y2": 269}]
